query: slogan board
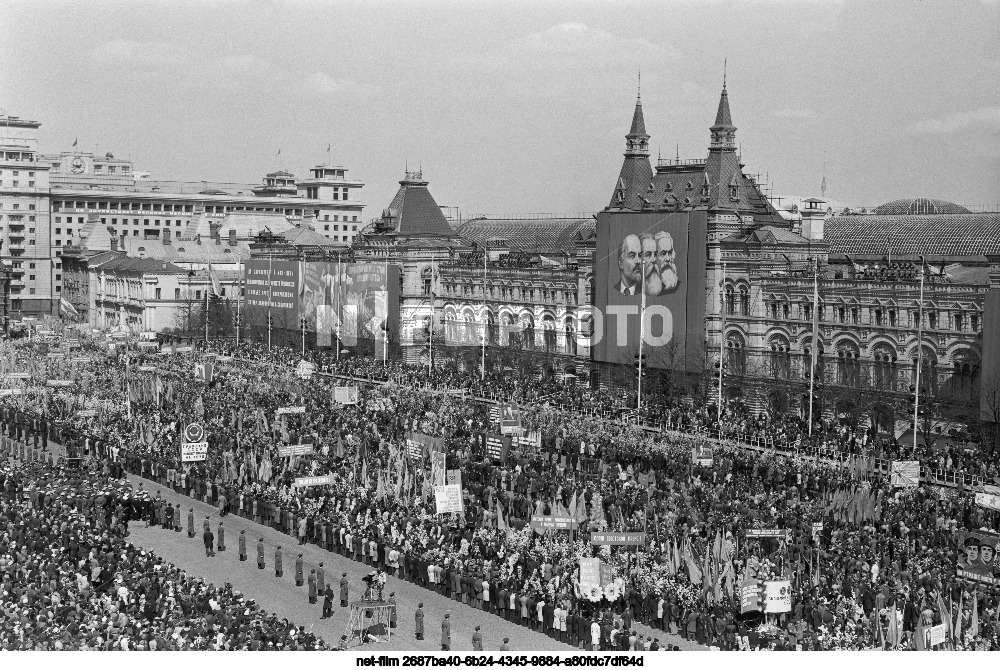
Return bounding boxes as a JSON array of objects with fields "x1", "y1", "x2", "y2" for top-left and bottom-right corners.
[
  {"x1": 277, "y1": 443, "x2": 315, "y2": 457},
  {"x1": 297, "y1": 261, "x2": 400, "y2": 349},
  {"x1": 530, "y1": 516, "x2": 579, "y2": 532},
  {"x1": 928, "y1": 623, "x2": 947, "y2": 647},
  {"x1": 764, "y1": 580, "x2": 792, "y2": 613},
  {"x1": 334, "y1": 386, "x2": 359, "y2": 405},
  {"x1": 579, "y1": 558, "x2": 600, "y2": 594},
  {"x1": 276, "y1": 406, "x2": 306, "y2": 415},
  {"x1": 891, "y1": 460, "x2": 920, "y2": 488},
  {"x1": 295, "y1": 360, "x2": 316, "y2": 380},
  {"x1": 46, "y1": 380, "x2": 73, "y2": 387},
  {"x1": 488, "y1": 405, "x2": 500, "y2": 424},
  {"x1": 745, "y1": 528, "x2": 791, "y2": 541},
  {"x1": 434, "y1": 485, "x2": 463, "y2": 514},
  {"x1": 0, "y1": 389, "x2": 24, "y2": 396},
  {"x1": 515, "y1": 432, "x2": 541, "y2": 453},
  {"x1": 957, "y1": 530, "x2": 1000, "y2": 584},
  {"x1": 691, "y1": 443, "x2": 714, "y2": 467},
  {"x1": 294, "y1": 475, "x2": 334, "y2": 488},
  {"x1": 499, "y1": 403, "x2": 521, "y2": 435},
  {"x1": 430, "y1": 451, "x2": 447, "y2": 487},
  {"x1": 406, "y1": 432, "x2": 443, "y2": 461},
  {"x1": 593, "y1": 210, "x2": 708, "y2": 372},
  {"x1": 740, "y1": 579, "x2": 762, "y2": 614},
  {"x1": 244, "y1": 259, "x2": 300, "y2": 329},
  {"x1": 590, "y1": 532, "x2": 646, "y2": 546},
  {"x1": 483, "y1": 434, "x2": 511, "y2": 463},
  {"x1": 180, "y1": 443, "x2": 208, "y2": 462},
  {"x1": 812, "y1": 522, "x2": 824, "y2": 540},
  {"x1": 194, "y1": 360, "x2": 214, "y2": 383},
  {"x1": 5, "y1": 372, "x2": 30, "y2": 380},
  {"x1": 76, "y1": 409, "x2": 98, "y2": 418}
]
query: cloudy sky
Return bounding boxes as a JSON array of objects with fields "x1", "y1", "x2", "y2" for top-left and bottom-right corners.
[{"x1": 2, "y1": 0, "x2": 997, "y2": 216}]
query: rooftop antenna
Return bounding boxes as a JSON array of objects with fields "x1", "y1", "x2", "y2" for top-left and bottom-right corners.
[{"x1": 676, "y1": 143, "x2": 679, "y2": 162}]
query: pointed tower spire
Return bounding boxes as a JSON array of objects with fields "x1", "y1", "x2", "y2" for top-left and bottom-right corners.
[
  {"x1": 626, "y1": 84, "x2": 650, "y2": 158},
  {"x1": 710, "y1": 63, "x2": 736, "y2": 151},
  {"x1": 609, "y1": 84, "x2": 653, "y2": 210}
]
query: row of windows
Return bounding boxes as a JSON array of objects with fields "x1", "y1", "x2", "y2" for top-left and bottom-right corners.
[
  {"x1": 0, "y1": 170, "x2": 36, "y2": 176},
  {"x1": 764, "y1": 302, "x2": 981, "y2": 332},
  {"x1": 0, "y1": 181, "x2": 36, "y2": 188},
  {"x1": 53, "y1": 200, "x2": 310, "y2": 216},
  {"x1": 0, "y1": 203, "x2": 38, "y2": 210},
  {"x1": 322, "y1": 224, "x2": 358, "y2": 232}
]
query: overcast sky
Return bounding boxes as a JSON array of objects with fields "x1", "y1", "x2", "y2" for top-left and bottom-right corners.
[{"x1": 2, "y1": 0, "x2": 997, "y2": 217}]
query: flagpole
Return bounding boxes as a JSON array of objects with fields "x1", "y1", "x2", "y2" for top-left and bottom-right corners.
[
  {"x1": 429, "y1": 253, "x2": 435, "y2": 373},
  {"x1": 267, "y1": 249, "x2": 273, "y2": 351},
  {"x1": 808, "y1": 256, "x2": 819, "y2": 437},
  {"x1": 913, "y1": 257, "x2": 925, "y2": 452},
  {"x1": 383, "y1": 254, "x2": 388, "y2": 366},
  {"x1": 204, "y1": 273, "x2": 209, "y2": 345},
  {"x1": 481, "y1": 245, "x2": 487, "y2": 381},
  {"x1": 336, "y1": 252, "x2": 342, "y2": 362},
  {"x1": 637, "y1": 252, "x2": 646, "y2": 421},
  {"x1": 717, "y1": 261, "x2": 726, "y2": 424},
  {"x1": 236, "y1": 258, "x2": 242, "y2": 344}
]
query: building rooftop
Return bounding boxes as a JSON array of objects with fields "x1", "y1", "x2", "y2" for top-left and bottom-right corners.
[
  {"x1": 824, "y1": 213, "x2": 1000, "y2": 259},
  {"x1": 181, "y1": 212, "x2": 296, "y2": 240},
  {"x1": 872, "y1": 198, "x2": 971, "y2": 216},
  {"x1": 456, "y1": 218, "x2": 595, "y2": 255},
  {"x1": 377, "y1": 173, "x2": 457, "y2": 237}
]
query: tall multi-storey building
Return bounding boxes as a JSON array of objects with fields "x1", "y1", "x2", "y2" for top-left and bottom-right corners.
[
  {"x1": 0, "y1": 115, "x2": 53, "y2": 320},
  {"x1": 1, "y1": 112, "x2": 366, "y2": 322}
]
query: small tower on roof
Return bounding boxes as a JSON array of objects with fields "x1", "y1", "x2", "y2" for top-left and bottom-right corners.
[
  {"x1": 710, "y1": 62, "x2": 737, "y2": 152},
  {"x1": 608, "y1": 74, "x2": 654, "y2": 211}
]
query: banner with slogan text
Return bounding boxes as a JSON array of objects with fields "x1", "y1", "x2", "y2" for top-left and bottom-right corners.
[
  {"x1": 691, "y1": 443, "x2": 714, "y2": 466},
  {"x1": 334, "y1": 385, "x2": 359, "y2": 405},
  {"x1": 591, "y1": 532, "x2": 646, "y2": 546},
  {"x1": 745, "y1": 528, "x2": 791, "y2": 541},
  {"x1": 764, "y1": 580, "x2": 792, "y2": 613},
  {"x1": 975, "y1": 492, "x2": 1000, "y2": 512},
  {"x1": 180, "y1": 443, "x2": 208, "y2": 462},
  {"x1": 530, "y1": 516, "x2": 580, "y2": 533},
  {"x1": 276, "y1": 406, "x2": 306, "y2": 415},
  {"x1": 405, "y1": 432, "x2": 444, "y2": 461},
  {"x1": 277, "y1": 444, "x2": 314, "y2": 458},
  {"x1": 433, "y1": 485, "x2": 463, "y2": 514},
  {"x1": 499, "y1": 403, "x2": 522, "y2": 435},
  {"x1": 293, "y1": 475, "x2": 335, "y2": 488}
]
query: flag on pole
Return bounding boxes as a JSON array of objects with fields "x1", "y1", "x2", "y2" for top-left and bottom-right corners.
[
  {"x1": 72, "y1": 137, "x2": 78, "y2": 147},
  {"x1": 208, "y1": 260, "x2": 222, "y2": 296},
  {"x1": 970, "y1": 591, "x2": 979, "y2": 639}
]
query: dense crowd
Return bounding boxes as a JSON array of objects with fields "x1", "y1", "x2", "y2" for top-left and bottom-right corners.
[
  {"x1": 0, "y1": 458, "x2": 328, "y2": 650},
  {"x1": 1, "y1": 333, "x2": 999, "y2": 651}
]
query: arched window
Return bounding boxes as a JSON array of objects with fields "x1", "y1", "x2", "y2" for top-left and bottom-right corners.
[
  {"x1": 803, "y1": 341, "x2": 825, "y2": 380},
  {"x1": 725, "y1": 332, "x2": 746, "y2": 377},
  {"x1": 836, "y1": 341, "x2": 861, "y2": 387},
  {"x1": 564, "y1": 316, "x2": 577, "y2": 355},
  {"x1": 768, "y1": 335, "x2": 791, "y2": 379},
  {"x1": 950, "y1": 350, "x2": 980, "y2": 399},
  {"x1": 725, "y1": 286, "x2": 735, "y2": 315},
  {"x1": 542, "y1": 315, "x2": 556, "y2": 353},
  {"x1": 911, "y1": 345, "x2": 937, "y2": 394},
  {"x1": 739, "y1": 286, "x2": 750, "y2": 316},
  {"x1": 872, "y1": 343, "x2": 897, "y2": 391},
  {"x1": 521, "y1": 313, "x2": 535, "y2": 350}
]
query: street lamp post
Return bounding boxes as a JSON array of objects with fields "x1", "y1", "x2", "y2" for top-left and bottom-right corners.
[{"x1": 300, "y1": 315, "x2": 307, "y2": 357}]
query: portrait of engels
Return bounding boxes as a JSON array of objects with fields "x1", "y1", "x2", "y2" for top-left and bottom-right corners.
[{"x1": 616, "y1": 232, "x2": 680, "y2": 297}]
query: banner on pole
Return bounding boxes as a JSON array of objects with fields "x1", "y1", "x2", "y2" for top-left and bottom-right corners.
[
  {"x1": 499, "y1": 403, "x2": 521, "y2": 435},
  {"x1": 194, "y1": 360, "x2": 214, "y2": 383},
  {"x1": 276, "y1": 406, "x2": 306, "y2": 415},
  {"x1": 433, "y1": 485, "x2": 463, "y2": 514},
  {"x1": 294, "y1": 475, "x2": 335, "y2": 488},
  {"x1": 957, "y1": 529, "x2": 1000, "y2": 584},
  {"x1": 334, "y1": 386, "x2": 359, "y2": 405},
  {"x1": 929, "y1": 623, "x2": 947, "y2": 646},
  {"x1": 890, "y1": 460, "x2": 920, "y2": 488},
  {"x1": 295, "y1": 360, "x2": 316, "y2": 380},
  {"x1": 763, "y1": 580, "x2": 792, "y2": 613},
  {"x1": 745, "y1": 528, "x2": 791, "y2": 541},
  {"x1": 691, "y1": 443, "x2": 714, "y2": 467},
  {"x1": 590, "y1": 532, "x2": 646, "y2": 546},
  {"x1": 430, "y1": 451, "x2": 447, "y2": 487},
  {"x1": 580, "y1": 558, "x2": 600, "y2": 594},
  {"x1": 482, "y1": 433, "x2": 511, "y2": 463},
  {"x1": 277, "y1": 443, "x2": 315, "y2": 457},
  {"x1": 405, "y1": 432, "x2": 443, "y2": 461},
  {"x1": 740, "y1": 579, "x2": 763, "y2": 614},
  {"x1": 180, "y1": 442, "x2": 208, "y2": 462},
  {"x1": 530, "y1": 516, "x2": 579, "y2": 532},
  {"x1": 812, "y1": 522, "x2": 824, "y2": 540}
]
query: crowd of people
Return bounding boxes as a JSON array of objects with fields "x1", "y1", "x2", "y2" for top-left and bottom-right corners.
[
  {"x1": 1, "y1": 332, "x2": 999, "y2": 651},
  {"x1": 0, "y1": 458, "x2": 329, "y2": 650}
]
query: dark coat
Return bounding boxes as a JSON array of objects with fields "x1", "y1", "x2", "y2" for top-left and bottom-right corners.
[
  {"x1": 415, "y1": 608, "x2": 425, "y2": 636},
  {"x1": 340, "y1": 577, "x2": 349, "y2": 602},
  {"x1": 441, "y1": 618, "x2": 451, "y2": 646},
  {"x1": 256, "y1": 540, "x2": 265, "y2": 564},
  {"x1": 239, "y1": 533, "x2": 247, "y2": 557}
]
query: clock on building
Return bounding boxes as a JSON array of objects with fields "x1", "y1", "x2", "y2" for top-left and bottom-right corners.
[{"x1": 70, "y1": 157, "x2": 85, "y2": 174}]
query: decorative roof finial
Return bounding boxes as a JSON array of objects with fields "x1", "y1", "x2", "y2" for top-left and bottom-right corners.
[
  {"x1": 637, "y1": 68, "x2": 641, "y2": 100},
  {"x1": 676, "y1": 143, "x2": 679, "y2": 162},
  {"x1": 723, "y1": 58, "x2": 727, "y2": 91}
]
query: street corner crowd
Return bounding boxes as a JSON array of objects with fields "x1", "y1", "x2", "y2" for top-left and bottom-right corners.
[
  {"x1": 1, "y1": 335, "x2": 999, "y2": 651},
  {"x1": 0, "y1": 457, "x2": 329, "y2": 650}
]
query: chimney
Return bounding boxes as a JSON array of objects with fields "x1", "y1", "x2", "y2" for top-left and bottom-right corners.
[
  {"x1": 110, "y1": 237, "x2": 118, "y2": 252},
  {"x1": 209, "y1": 221, "x2": 222, "y2": 241},
  {"x1": 163, "y1": 228, "x2": 172, "y2": 245},
  {"x1": 195, "y1": 234, "x2": 201, "y2": 246},
  {"x1": 228, "y1": 228, "x2": 237, "y2": 247}
]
